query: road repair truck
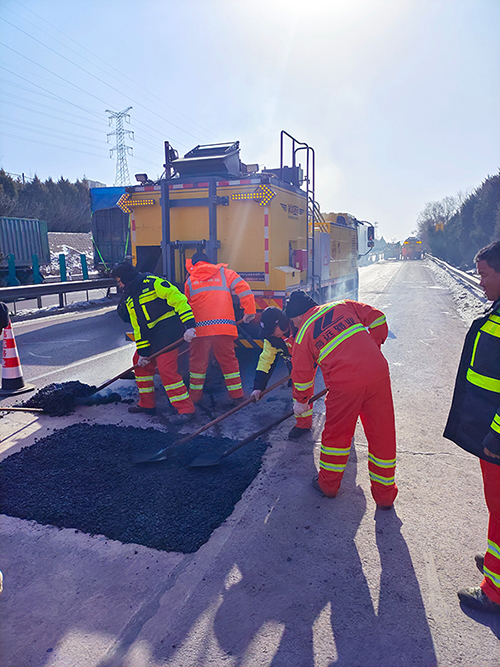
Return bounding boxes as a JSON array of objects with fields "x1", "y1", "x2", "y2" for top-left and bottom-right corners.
[{"x1": 91, "y1": 132, "x2": 374, "y2": 339}]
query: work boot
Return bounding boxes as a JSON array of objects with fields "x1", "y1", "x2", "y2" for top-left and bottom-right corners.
[
  {"x1": 475, "y1": 554, "x2": 485, "y2": 574},
  {"x1": 128, "y1": 405, "x2": 156, "y2": 415},
  {"x1": 312, "y1": 476, "x2": 337, "y2": 498},
  {"x1": 288, "y1": 426, "x2": 310, "y2": 440},
  {"x1": 169, "y1": 412, "x2": 195, "y2": 425},
  {"x1": 457, "y1": 586, "x2": 500, "y2": 614}
]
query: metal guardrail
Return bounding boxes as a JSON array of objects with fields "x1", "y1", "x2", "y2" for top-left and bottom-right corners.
[
  {"x1": 427, "y1": 255, "x2": 486, "y2": 302},
  {"x1": 0, "y1": 278, "x2": 117, "y2": 309}
]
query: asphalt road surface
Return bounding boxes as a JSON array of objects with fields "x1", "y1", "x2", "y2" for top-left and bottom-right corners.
[{"x1": 1, "y1": 259, "x2": 499, "y2": 667}]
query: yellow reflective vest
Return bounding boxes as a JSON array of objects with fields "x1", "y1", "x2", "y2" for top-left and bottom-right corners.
[
  {"x1": 124, "y1": 273, "x2": 195, "y2": 357},
  {"x1": 444, "y1": 299, "x2": 500, "y2": 463}
]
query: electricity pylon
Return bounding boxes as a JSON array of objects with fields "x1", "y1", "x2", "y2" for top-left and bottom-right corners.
[{"x1": 106, "y1": 107, "x2": 134, "y2": 186}]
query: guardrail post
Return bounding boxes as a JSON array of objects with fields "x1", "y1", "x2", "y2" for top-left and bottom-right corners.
[
  {"x1": 32, "y1": 254, "x2": 43, "y2": 284},
  {"x1": 80, "y1": 254, "x2": 89, "y2": 280},
  {"x1": 32, "y1": 253, "x2": 43, "y2": 307},
  {"x1": 58, "y1": 254, "x2": 66, "y2": 307},
  {"x1": 7, "y1": 254, "x2": 20, "y2": 287},
  {"x1": 59, "y1": 254, "x2": 67, "y2": 282}
]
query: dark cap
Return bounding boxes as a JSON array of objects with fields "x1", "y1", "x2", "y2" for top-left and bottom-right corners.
[
  {"x1": 260, "y1": 307, "x2": 289, "y2": 338},
  {"x1": 111, "y1": 262, "x2": 139, "y2": 285},
  {"x1": 285, "y1": 290, "x2": 318, "y2": 318},
  {"x1": 191, "y1": 251, "x2": 210, "y2": 265}
]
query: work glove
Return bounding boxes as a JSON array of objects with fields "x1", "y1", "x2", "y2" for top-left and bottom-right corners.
[
  {"x1": 183, "y1": 328, "x2": 196, "y2": 343},
  {"x1": 137, "y1": 356, "x2": 150, "y2": 367},
  {"x1": 293, "y1": 400, "x2": 310, "y2": 416},
  {"x1": 243, "y1": 313, "x2": 255, "y2": 324},
  {"x1": 251, "y1": 389, "x2": 262, "y2": 401}
]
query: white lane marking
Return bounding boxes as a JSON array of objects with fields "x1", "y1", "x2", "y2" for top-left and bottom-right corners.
[
  {"x1": 29, "y1": 352, "x2": 53, "y2": 359},
  {"x1": 28, "y1": 344, "x2": 135, "y2": 382}
]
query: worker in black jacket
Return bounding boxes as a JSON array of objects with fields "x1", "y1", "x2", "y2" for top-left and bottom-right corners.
[
  {"x1": 444, "y1": 240, "x2": 500, "y2": 614},
  {"x1": 0, "y1": 302, "x2": 9, "y2": 333},
  {"x1": 251, "y1": 307, "x2": 312, "y2": 439},
  {"x1": 112, "y1": 263, "x2": 196, "y2": 424}
]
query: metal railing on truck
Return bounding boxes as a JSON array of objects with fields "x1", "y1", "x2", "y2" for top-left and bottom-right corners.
[{"x1": 0, "y1": 278, "x2": 117, "y2": 312}]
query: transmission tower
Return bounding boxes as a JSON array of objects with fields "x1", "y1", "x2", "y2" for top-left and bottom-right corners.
[{"x1": 106, "y1": 107, "x2": 134, "y2": 186}]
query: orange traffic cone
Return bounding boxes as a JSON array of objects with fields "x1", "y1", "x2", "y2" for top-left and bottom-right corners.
[{"x1": 0, "y1": 321, "x2": 35, "y2": 396}]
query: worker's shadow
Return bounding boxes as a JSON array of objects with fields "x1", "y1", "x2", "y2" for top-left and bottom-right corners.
[{"x1": 210, "y1": 444, "x2": 437, "y2": 666}]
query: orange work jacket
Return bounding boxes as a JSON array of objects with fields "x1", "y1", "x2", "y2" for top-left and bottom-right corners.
[
  {"x1": 185, "y1": 260, "x2": 256, "y2": 338},
  {"x1": 291, "y1": 300, "x2": 390, "y2": 401}
]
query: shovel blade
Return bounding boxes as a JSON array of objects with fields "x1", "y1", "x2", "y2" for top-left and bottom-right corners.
[
  {"x1": 131, "y1": 448, "x2": 169, "y2": 464},
  {"x1": 188, "y1": 453, "x2": 223, "y2": 468}
]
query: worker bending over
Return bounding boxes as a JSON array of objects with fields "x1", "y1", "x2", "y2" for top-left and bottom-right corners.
[
  {"x1": 286, "y1": 290, "x2": 398, "y2": 508},
  {"x1": 112, "y1": 262, "x2": 196, "y2": 424},
  {"x1": 251, "y1": 306, "x2": 312, "y2": 439},
  {"x1": 185, "y1": 252, "x2": 256, "y2": 406}
]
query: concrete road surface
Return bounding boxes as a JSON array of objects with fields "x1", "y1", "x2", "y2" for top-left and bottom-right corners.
[{"x1": 1, "y1": 259, "x2": 499, "y2": 666}]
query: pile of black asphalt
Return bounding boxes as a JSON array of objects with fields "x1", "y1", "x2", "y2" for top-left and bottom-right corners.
[
  {"x1": 0, "y1": 423, "x2": 269, "y2": 553},
  {"x1": 21, "y1": 381, "x2": 122, "y2": 416}
]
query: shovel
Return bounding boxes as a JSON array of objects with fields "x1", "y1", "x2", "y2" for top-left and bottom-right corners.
[
  {"x1": 133, "y1": 373, "x2": 292, "y2": 463},
  {"x1": 88, "y1": 336, "x2": 186, "y2": 396},
  {"x1": 189, "y1": 387, "x2": 328, "y2": 468},
  {"x1": 89, "y1": 318, "x2": 246, "y2": 399}
]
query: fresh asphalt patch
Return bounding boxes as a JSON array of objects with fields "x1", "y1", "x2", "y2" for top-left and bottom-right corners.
[
  {"x1": 0, "y1": 423, "x2": 269, "y2": 553},
  {"x1": 21, "y1": 381, "x2": 123, "y2": 415}
]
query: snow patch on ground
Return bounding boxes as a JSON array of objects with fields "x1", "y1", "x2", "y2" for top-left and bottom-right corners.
[
  {"x1": 11, "y1": 295, "x2": 119, "y2": 322},
  {"x1": 425, "y1": 258, "x2": 487, "y2": 325}
]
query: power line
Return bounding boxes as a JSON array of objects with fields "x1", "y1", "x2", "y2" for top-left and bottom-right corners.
[
  {"x1": 8, "y1": 0, "x2": 216, "y2": 139},
  {"x1": 1, "y1": 65, "x2": 194, "y2": 153},
  {"x1": 0, "y1": 20, "x2": 207, "y2": 144},
  {"x1": 0, "y1": 65, "x2": 105, "y2": 120},
  {"x1": 1, "y1": 132, "x2": 160, "y2": 172}
]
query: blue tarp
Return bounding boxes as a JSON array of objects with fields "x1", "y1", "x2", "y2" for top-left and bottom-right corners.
[{"x1": 90, "y1": 187, "x2": 126, "y2": 212}]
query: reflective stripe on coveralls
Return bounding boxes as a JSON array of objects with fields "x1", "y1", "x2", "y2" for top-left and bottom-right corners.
[
  {"x1": 188, "y1": 336, "x2": 244, "y2": 402},
  {"x1": 485, "y1": 538, "x2": 500, "y2": 594},
  {"x1": 224, "y1": 371, "x2": 243, "y2": 392},
  {"x1": 189, "y1": 372, "x2": 206, "y2": 392},
  {"x1": 133, "y1": 350, "x2": 194, "y2": 413}
]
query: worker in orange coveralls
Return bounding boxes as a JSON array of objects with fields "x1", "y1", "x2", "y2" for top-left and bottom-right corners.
[
  {"x1": 286, "y1": 290, "x2": 398, "y2": 508},
  {"x1": 185, "y1": 251, "x2": 256, "y2": 406}
]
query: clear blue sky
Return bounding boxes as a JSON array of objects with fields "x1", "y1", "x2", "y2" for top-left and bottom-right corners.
[{"x1": 1, "y1": 0, "x2": 499, "y2": 241}]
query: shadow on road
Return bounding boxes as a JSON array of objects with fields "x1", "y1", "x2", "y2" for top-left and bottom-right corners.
[{"x1": 145, "y1": 443, "x2": 438, "y2": 666}]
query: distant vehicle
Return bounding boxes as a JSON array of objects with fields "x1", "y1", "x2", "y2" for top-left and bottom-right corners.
[
  {"x1": 384, "y1": 242, "x2": 401, "y2": 260},
  {"x1": 401, "y1": 236, "x2": 423, "y2": 260},
  {"x1": 0, "y1": 217, "x2": 50, "y2": 285}
]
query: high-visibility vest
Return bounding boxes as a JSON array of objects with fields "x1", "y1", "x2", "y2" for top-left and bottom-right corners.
[
  {"x1": 465, "y1": 310, "x2": 500, "y2": 435},
  {"x1": 126, "y1": 274, "x2": 195, "y2": 356},
  {"x1": 185, "y1": 261, "x2": 256, "y2": 338}
]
